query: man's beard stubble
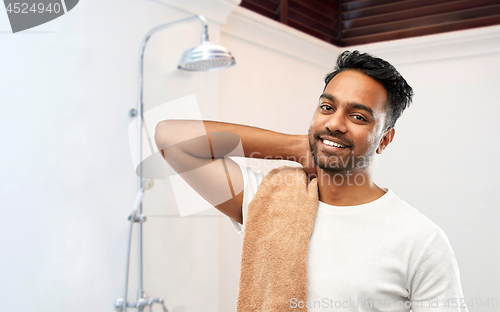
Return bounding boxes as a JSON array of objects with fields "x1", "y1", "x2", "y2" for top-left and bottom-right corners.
[{"x1": 308, "y1": 129, "x2": 377, "y2": 174}]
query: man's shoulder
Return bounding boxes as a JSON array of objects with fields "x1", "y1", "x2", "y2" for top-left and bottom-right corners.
[{"x1": 385, "y1": 190, "x2": 442, "y2": 239}]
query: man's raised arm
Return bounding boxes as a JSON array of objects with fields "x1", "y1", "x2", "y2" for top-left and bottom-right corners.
[{"x1": 154, "y1": 120, "x2": 314, "y2": 224}]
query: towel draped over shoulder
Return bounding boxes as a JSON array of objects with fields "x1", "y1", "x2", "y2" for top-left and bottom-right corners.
[{"x1": 237, "y1": 166, "x2": 319, "y2": 312}]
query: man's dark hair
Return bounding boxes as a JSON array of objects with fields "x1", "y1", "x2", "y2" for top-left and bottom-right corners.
[{"x1": 324, "y1": 50, "x2": 413, "y2": 129}]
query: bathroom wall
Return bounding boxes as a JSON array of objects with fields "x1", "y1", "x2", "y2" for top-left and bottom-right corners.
[
  {"x1": 0, "y1": 0, "x2": 239, "y2": 311},
  {"x1": 219, "y1": 6, "x2": 500, "y2": 310}
]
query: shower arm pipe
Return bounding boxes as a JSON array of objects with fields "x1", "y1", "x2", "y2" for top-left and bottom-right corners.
[
  {"x1": 135, "y1": 15, "x2": 208, "y2": 300},
  {"x1": 136, "y1": 14, "x2": 208, "y2": 187},
  {"x1": 136, "y1": 14, "x2": 208, "y2": 177}
]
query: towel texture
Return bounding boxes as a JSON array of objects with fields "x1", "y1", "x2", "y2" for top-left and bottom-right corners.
[{"x1": 237, "y1": 166, "x2": 319, "y2": 311}]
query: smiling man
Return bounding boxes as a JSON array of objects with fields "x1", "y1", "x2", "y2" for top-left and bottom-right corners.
[
  {"x1": 154, "y1": 51, "x2": 467, "y2": 311},
  {"x1": 309, "y1": 68, "x2": 396, "y2": 208}
]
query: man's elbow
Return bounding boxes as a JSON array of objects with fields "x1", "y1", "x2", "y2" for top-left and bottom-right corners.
[{"x1": 154, "y1": 120, "x2": 171, "y2": 151}]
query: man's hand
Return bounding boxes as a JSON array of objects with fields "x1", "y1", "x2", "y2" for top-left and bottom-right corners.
[{"x1": 297, "y1": 136, "x2": 318, "y2": 179}]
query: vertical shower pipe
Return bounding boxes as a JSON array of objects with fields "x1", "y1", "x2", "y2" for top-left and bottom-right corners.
[{"x1": 135, "y1": 14, "x2": 208, "y2": 303}]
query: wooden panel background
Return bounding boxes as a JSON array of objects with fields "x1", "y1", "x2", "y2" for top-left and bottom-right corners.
[{"x1": 240, "y1": 0, "x2": 500, "y2": 46}]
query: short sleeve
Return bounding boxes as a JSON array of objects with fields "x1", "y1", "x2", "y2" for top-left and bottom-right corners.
[
  {"x1": 407, "y1": 228, "x2": 468, "y2": 311},
  {"x1": 228, "y1": 163, "x2": 264, "y2": 235}
]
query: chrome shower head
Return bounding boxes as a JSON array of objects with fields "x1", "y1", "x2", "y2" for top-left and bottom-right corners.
[{"x1": 178, "y1": 41, "x2": 236, "y2": 71}]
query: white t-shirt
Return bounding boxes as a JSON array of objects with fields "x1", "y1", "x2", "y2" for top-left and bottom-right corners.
[{"x1": 230, "y1": 164, "x2": 467, "y2": 312}]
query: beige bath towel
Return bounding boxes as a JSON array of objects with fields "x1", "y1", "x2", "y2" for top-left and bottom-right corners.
[{"x1": 237, "y1": 166, "x2": 319, "y2": 311}]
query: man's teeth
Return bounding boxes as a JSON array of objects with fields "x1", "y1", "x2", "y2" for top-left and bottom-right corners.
[{"x1": 322, "y1": 139, "x2": 347, "y2": 148}]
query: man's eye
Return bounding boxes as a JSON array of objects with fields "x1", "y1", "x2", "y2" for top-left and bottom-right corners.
[
  {"x1": 320, "y1": 105, "x2": 332, "y2": 111},
  {"x1": 353, "y1": 115, "x2": 367, "y2": 121}
]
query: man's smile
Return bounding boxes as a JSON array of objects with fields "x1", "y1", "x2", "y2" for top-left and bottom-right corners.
[
  {"x1": 316, "y1": 135, "x2": 352, "y2": 155},
  {"x1": 321, "y1": 138, "x2": 349, "y2": 148}
]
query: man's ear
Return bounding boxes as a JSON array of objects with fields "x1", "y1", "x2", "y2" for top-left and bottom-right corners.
[{"x1": 376, "y1": 127, "x2": 395, "y2": 154}]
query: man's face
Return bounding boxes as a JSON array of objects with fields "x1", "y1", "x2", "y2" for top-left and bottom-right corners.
[{"x1": 308, "y1": 70, "x2": 390, "y2": 174}]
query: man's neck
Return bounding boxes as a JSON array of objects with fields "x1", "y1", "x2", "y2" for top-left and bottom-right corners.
[{"x1": 316, "y1": 168, "x2": 386, "y2": 207}]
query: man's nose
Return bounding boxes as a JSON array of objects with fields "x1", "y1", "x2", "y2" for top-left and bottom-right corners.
[{"x1": 325, "y1": 111, "x2": 348, "y2": 134}]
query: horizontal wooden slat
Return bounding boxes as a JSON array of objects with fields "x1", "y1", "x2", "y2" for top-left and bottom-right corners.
[
  {"x1": 342, "y1": 14, "x2": 500, "y2": 45},
  {"x1": 343, "y1": 0, "x2": 500, "y2": 29},
  {"x1": 343, "y1": 4, "x2": 500, "y2": 38},
  {"x1": 343, "y1": 0, "x2": 459, "y2": 20},
  {"x1": 288, "y1": 7, "x2": 338, "y2": 31},
  {"x1": 241, "y1": 0, "x2": 279, "y2": 10},
  {"x1": 240, "y1": 0, "x2": 280, "y2": 20},
  {"x1": 318, "y1": 0, "x2": 338, "y2": 5},
  {"x1": 342, "y1": 0, "x2": 408, "y2": 12},
  {"x1": 288, "y1": 0, "x2": 337, "y2": 23},
  {"x1": 288, "y1": 19, "x2": 341, "y2": 45}
]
